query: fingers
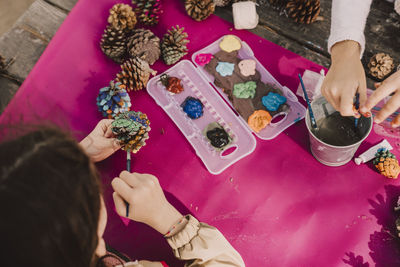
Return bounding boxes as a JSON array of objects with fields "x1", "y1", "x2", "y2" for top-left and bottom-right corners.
[
  {"x1": 339, "y1": 93, "x2": 355, "y2": 116},
  {"x1": 363, "y1": 84, "x2": 397, "y2": 113},
  {"x1": 119, "y1": 171, "x2": 142, "y2": 188},
  {"x1": 113, "y1": 192, "x2": 128, "y2": 217},
  {"x1": 358, "y1": 76, "x2": 367, "y2": 108},
  {"x1": 374, "y1": 91, "x2": 400, "y2": 123},
  {"x1": 392, "y1": 114, "x2": 400, "y2": 128},
  {"x1": 111, "y1": 177, "x2": 133, "y2": 202},
  {"x1": 97, "y1": 119, "x2": 114, "y2": 136}
]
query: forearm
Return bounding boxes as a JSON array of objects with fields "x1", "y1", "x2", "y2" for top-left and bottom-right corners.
[
  {"x1": 328, "y1": 0, "x2": 372, "y2": 58},
  {"x1": 166, "y1": 215, "x2": 245, "y2": 267}
]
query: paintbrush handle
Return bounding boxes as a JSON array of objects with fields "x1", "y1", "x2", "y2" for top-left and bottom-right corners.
[
  {"x1": 126, "y1": 151, "x2": 131, "y2": 217},
  {"x1": 298, "y1": 74, "x2": 318, "y2": 128}
]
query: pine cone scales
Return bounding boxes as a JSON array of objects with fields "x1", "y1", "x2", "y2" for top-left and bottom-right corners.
[
  {"x1": 0, "y1": 54, "x2": 6, "y2": 72},
  {"x1": 185, "y1": 0, "x2": 215, "y2": 21},
  {"x1": 161, "y1": 26, "x2": 189, "y2": 65},
  {"x1": 373, "y1": 149, "x2": 400, "y2": 179},
  {"x1": 132, "y1": 0, "x2": 162, "y2": 25},
  {"x1": 127, "y1": 29, "x2": 160, "y2": 65},
  {"x1": 112, "y1": 111, "x2": 151, "y2": 153},
  {"x1": 116, "y1": 57, "x2": 156, "y2": 91},
  {"x1": 285, "y1": 0, "x2": 320, "y2": 24},
  {"x1": 368, "y1": 53, "x2": 395, "y2": 80},
  {"x1": 108, "y1": 3, "x2": 137, "y2": 31},
  {"x1": 100, "y1": 26, "x2": 127, "y2": 63}
]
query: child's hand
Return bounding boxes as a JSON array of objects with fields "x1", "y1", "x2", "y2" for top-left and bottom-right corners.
[
  {"x1": 112, "y1": 172, "x2": 183, "y2": 235},
  {"x1": 361, "y1": 70, "x2": 400, "y2": 127},
  {"x1": 321, "y1": 40, "x2": 367, "y2": 116},
  {"x1": 80, "y1": 119, "x2": 120, "y2": 162}
]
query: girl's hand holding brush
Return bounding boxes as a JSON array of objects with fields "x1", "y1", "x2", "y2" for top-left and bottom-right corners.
[{"x1": 112, "y1": 171, "x2": 183, "y2": 235}]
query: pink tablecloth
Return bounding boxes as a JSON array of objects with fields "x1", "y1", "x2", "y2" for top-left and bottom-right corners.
[{"x1": 2, "y1": 0, "x2": 400, "y2": 266}]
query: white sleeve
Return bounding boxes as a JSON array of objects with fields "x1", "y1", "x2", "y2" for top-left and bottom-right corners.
[{"x1": 327, "y1": 0, "x2": 373, "y2": 58}]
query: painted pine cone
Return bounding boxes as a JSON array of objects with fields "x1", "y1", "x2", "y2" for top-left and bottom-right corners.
[
  {"x1": 112, "y1": 111, "x2": 151, "y2": 153},
  {"x1": 368, "y1": 53, "x2": 395, "y2": 80},
  {"x1": 127, "y1": 29, "x2": 160, "y2": 65},
  {"x1": 96, "y1": 81, "x2": 131, "y2": 118},
  {"x1": 373, "y1": 149, "x2": 400, "y2": 179},
  {"x1": 132, "y1": 0, "x2": 162, "y2": 25},
  {"x1": 108, "y1": 3, "x2": 137, "y2": 31},
  {"x1": 161, "y1": 25, "x2": 189, "y2": 65},
  {"x1": 185, "y1": 0, "x2": 215, "y2": 21},
  {"x1": 116, "y1": 57, "x2": 157, "y2": 91},
  {"x1": 100, "y1": 26, "x2": 127, "y2": 63},
  {"x1": 285, "y1": 0, "x2": 321, "y2": 24}
]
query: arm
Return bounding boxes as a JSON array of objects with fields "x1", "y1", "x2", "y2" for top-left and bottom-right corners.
[
  {"x1": 328, "y1": 0, "x2": 372, "y2": 58},
  {"x1": 166, "y1": 215, "x2": 245, "y2": 267},
  {"x1": 321, "y1": 0, "x2": 372, "y2": 116},
  {"x1": 112, "y1": 172, "x2": 245, "y2": 267}
]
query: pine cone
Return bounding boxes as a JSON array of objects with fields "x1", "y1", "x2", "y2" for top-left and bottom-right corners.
[
  {"x1": 285, "y1": 0, "x2": 321, "y2": 24},
  {"x1": 132, "y1": 0, "x2": 162, "y2": 25},
  {"x1": 269, "y1": 0, "x2": 288, "y2": 11},
  {"x1": 127, "y1": 29, "x2": 160, "y2": 65},
  {"x1": 108, "y1": 3, "x2": 137, "y2": 31},
  {"x1": 368, "y1": 53, "x2": 395, "y2": 80},
  {"x1": 185, "y1": 0, "x2": 215, "y2": 21},
  {"x1": 116, "y1": 57, "x2": 157, "y2": 91},
  {"x1": 0, "y1": 54, "x2": 6, "y2": 72},
  {"x1": 214, "y1": 0, "x2": 231, "y2": 7},
  {"x1": 100, "y1": 26, "x2": 127, "y2": 63},
  {"x1": 111, "y1": 111, "x2": 151, "y2": 153},
  {"x1": 97, "y1": 81, "x2": 131, "y2": 118},
  {"x1": 373, "y1": 149, "x2": 400, "y2": 179},
  {"x1": 161, "y1": 25, "x2": 189, "y2": 65}
]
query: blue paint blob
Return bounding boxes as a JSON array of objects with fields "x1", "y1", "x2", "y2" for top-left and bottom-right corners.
[
  {"x1": 262, "y1": 92, "x2": 287, "y2": 111},
  {"x1": 216, "y1": 62, "x2": 235, "y2": 77},
  {"x1": 181, "y1": 97, "x2": 204, "y2": 119}
]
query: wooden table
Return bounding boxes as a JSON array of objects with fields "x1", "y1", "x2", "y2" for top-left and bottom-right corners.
[{"x1": 0, "y1": 0, "x2": 399, "y2": 113}]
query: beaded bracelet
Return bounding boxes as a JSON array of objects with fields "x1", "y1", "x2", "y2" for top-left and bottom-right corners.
[{"x1": 164, "y1": 216, "x2": 186, "y2": 237}]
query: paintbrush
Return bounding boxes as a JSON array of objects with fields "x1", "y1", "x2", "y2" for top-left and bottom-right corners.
[
  {"x1": 298, "y1": 74, "x2": 318, "y2": 129},
  {"x1": 126, "y1": 152, "x2": 131, "y2": 217},
  {"x1": 354, "y1": 93, "x2": 360, "y2": 128}
]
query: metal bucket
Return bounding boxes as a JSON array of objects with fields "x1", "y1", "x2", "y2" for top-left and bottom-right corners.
[{"x1": 305, "y1": 95, "x2": 373, "y2": 166}]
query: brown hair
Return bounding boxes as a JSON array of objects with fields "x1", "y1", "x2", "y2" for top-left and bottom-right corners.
[{"x1": 0, "y1": 127, "x2": 102, "y2": 267}]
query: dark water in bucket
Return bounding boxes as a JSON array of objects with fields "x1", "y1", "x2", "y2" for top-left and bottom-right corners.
[{"x1": 311, "y1": 112, "x2": 367, "y2": 146}]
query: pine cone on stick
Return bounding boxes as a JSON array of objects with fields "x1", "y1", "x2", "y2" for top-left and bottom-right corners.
[
  {"x1": 132, "y1": 0, "x2": 162, "y2": 25},
  {"x1": 161, "y1": 25, "x2": 189, "y2": 65},
  {"x1": 368, "y1": 53, "x2": 395, "y2": 80},
  {"x1": 285, "y1": 0, "x2": 321, "y2": 24},
  {"x1": 116, "y1": 57, "x2": 157, "y2": 91},
  {"x1": 112, "y1": 111, "x2": 151, "y2": 153},
  {"x1": 127, "y1": 29, "x2": 160, "y2": 65},
  {"x1": 100, "y1": 26, "x2": 127, "y2": 63},
  {"x1": 214, "y1": 0, "x2": 231, "y2": 7},
  {"x1": 185, "y1": 0, "x2": 215, "y2": 21},
  {"x1": 108, "y1": 3, "x2": 137, "y2": 31}
]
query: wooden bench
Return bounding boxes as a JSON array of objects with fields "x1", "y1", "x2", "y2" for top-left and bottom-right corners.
[{"x1": 0, "y1": 0, "x2": 399, "y2": 113}]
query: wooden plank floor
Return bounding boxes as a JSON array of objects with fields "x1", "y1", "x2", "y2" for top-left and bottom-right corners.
[{"x1": 0, "y1": 0, "x2": 399, "y2": 113}]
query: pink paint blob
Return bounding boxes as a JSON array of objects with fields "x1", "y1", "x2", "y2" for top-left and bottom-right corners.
[{"x1": 194, "y1": 53, "x2": 214, "y2": 66}]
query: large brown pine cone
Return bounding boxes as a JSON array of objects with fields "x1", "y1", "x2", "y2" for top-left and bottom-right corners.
[
  {"x1": 0, "y1": 55, "x2": 6, "y2": 72},
  {"x1": 132, "y1": 0, "x2": 162, "y2": 25},
  {"x1": 108, "y1": 3, "x2": 137, "y2": 31},
  {"x1": 100, "y1": 26, "x2": 127, "y2": 63},
  {"x1": 285, "y1": 0, "x2": 320, "y2": 24},
  {"x1": 161, "y1": 25, "x2": 189, "y2": 65},
  {"x1": 127, "y1": 29, "x2": 160, "y2": 65},
  {"x1": 116, "y1": 57, "x2": 157, "y2": 91},
  {"x1": 368, "y1": 53, "x2": 395, "y2": 80},
  {"x1": 185, "y1": 0, "x2": 215, "y2": 21}
]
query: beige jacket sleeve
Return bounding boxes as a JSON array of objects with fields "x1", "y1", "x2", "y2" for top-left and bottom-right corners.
[{"x1": 165, "y1": 215, "x2": 245, "y2": 267}]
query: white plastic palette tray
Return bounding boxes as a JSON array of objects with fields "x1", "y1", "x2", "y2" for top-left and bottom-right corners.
[
  {"x1": 147, "y1": 35, "x2": 306, "y2": 174},
  {"x1": 147, "y1": 60, "x2": 257, "y2": 175},
  {"x1": 192, "y1": 35, "x2": 306, "y2": 140}
]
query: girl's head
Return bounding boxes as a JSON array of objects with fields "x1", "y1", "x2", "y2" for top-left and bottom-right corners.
[{"x1": 0, "y1": 127, "x2": 103, "y2": 267}]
